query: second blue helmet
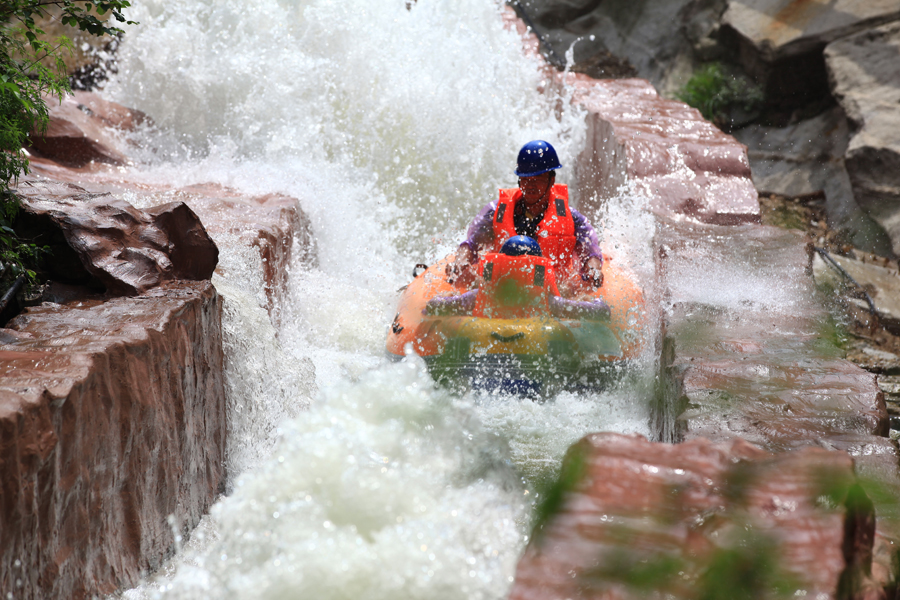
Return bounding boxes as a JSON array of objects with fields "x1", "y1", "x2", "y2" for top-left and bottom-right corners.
[
  {"x1": 500, "y1": 236, "x2": 543, "y2": 257},
  {"x1": 514, "y1": 140, "x2": 562, "y2": 177}
]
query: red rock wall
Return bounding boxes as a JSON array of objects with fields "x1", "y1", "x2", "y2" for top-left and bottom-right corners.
[
  {"x1": 0, "y1": 282, "x2": 225, "y2": 599},
  {"x1": 566, "y1": 76, "x2": 760, "y2": 225},
  {"x1": 1, "y1": 92, "x2": 315, "y2": 599}
]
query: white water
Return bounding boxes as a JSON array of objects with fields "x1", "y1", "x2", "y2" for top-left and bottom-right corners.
[{"x1": 103, "y1": 1, "x2": 657, "y2": 597}]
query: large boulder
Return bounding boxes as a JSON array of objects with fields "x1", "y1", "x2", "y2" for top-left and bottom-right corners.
[
  {"x1": 14, "y1": 180, "x2": 219, "y2": 296},
  {"x1": 720, "y1": 0, "x2": 899, "y2": 108},
  {"x1": 825, "y1": 21, "x2": 900, "y2": 258},
  {"x1": 0, "y1": 281, "x2": 225, "y2": 599}
]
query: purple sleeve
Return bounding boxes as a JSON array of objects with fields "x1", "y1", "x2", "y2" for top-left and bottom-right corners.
[
  {"x1": 458, "y1": 201, "x2": 497, "y2": 263},
  {"x1": 572, "y1": 208, "x2": 603, "y2": 267}
]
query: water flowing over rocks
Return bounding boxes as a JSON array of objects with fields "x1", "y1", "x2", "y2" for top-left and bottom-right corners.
[
  {"x1": 564, "y1": 76, "x2": 759, "y2": 225},
  {"x1": 3, "y1": 7, "x2": 899, "y2": 598},
  {"x1": 163, "y1": 183, "x2": 317, "y2": 324}
]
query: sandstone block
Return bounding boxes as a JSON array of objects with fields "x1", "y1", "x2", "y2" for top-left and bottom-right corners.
[
  {"x1": 564, "y1": 76, "x2": 759, "y2": 224},
  {"x1": 0, "y1": 281, "x2": 225, "y2": 599},
  {"x1": 15, "y1": 180, "x2": 219, "y2": 296},
  {"x1": 26, "y1": 91, "x2": 148, "y2": 167}
]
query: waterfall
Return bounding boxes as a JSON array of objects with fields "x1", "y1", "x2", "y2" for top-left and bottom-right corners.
[{"x1": 106, "y1": 0, "x2": 657, "y2": 597}]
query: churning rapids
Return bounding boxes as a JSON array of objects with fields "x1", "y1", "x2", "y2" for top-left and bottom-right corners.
[{"x1": 103, "y1": 0, "x2": 658, "y2": 597}]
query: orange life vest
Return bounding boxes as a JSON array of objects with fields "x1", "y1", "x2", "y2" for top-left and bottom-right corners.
[
  {"x1": 473, "y1": 252, "x2": 560, "y2": 319},
  {"x1": 492, "y1": 184, "x2": 577, "y2": 276}
]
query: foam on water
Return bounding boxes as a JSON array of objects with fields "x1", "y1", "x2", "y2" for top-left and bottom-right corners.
[{"x1": 107, "y1": 0, "x2": 656, "y2": 597}]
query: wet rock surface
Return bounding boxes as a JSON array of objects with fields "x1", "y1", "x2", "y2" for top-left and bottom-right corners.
[
  {"x1": 657, "y1": 217, "x2": 900, "y2": 567},
  {"x1": 160, "y1": 183, "x2": 317, "y2": 323},
  {"x1": 17, "y1": 175, "x2": 315, "y2": 323},
  {"x1": 659, "y1": 221, "x2": 888, "y2": 449},
  {"x1": 0, "y1": 281, "x2": 225, "y2": 599},
  {"x1": 14, "y1": 179, "x2": 218, "y2": 296},
  {"x1": 564, "y1": 76, "x2": 759, "y2": 224},
  {"x1": 513, "y1": 0, "x2": 900, "y2": 257},
  {"x1": 509, "y1": 432, "x2": 879, "y2": 600},
  {"x1": 496, "y1": 9, "x2": 900, "y2": 597},
  {"x1": 26, "y1": 91, "x2": 149, "y2": 168}
]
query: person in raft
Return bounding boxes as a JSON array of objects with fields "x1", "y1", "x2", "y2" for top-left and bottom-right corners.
[{"x1": 446, "y1": 139, "x2": 604, "y2": 295}]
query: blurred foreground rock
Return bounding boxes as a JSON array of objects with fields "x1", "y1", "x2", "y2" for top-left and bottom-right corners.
[{"x1": 509, "y1": 433, "x2": 881, "y2": 600}]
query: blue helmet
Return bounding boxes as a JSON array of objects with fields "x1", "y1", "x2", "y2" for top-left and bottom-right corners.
[
  {"x1": 514, "y1": 140, "x2": 562, "y2": 177},
  {"x1": 500, "y1": 236, "x2": 542, "y2": 257}
]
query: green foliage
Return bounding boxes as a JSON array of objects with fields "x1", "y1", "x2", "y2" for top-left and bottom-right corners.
[
  {"x1": 0, "y1": 190, "x2": 45, "y2": 283},
  {"x1": 0, "y1": 1, "x2": 134, "y2": 288},
  {"x1": 677, "y1": 63, "x2": 764, "y2": 125},
  {"x1": 530, "y1": 443, "x2": 587, "y2": 537}
]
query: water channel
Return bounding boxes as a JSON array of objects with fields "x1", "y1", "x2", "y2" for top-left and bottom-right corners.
[{"x1": 107, "y1": 0, "x2": 663, "y2": 597}]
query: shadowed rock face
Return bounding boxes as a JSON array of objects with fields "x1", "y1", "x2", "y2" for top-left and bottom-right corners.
[
  {"x1": 826, "y1": 21, "x2": 900, "y2": 258},
  {"x1": 0, "y1": 281, "x2": 225, "y2": 599},
  {"x1": 723, "y1": 0, "x2": 900, "y2": 60},
  {"x1": 15, "y1": 180, "x2": 219, "y2": 296},
  {"x1": 509, "y1": 433, "x2": 879, "y2": 600}
]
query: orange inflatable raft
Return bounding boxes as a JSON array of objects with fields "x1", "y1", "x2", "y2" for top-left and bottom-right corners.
[{"x1": 386, "y1": 244, "x2": 645, "y2": 396}]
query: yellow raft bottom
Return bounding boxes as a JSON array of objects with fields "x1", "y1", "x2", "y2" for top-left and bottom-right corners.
[{"x1": 386, "y1": 254, "x2": 645, "y2": 395}]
